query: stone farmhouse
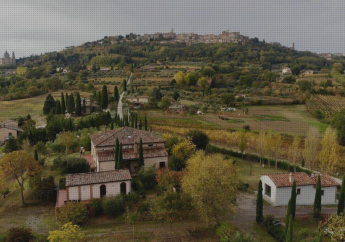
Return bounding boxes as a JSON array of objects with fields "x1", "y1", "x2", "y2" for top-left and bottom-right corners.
[
  {"x1": 90, "y1": 127, "x2": 169, "y2": 173},
  {"x1": 56, "y1": 170, "x2": 132, "y2": 207},
  {"x1": 260, "y1": 172, "x2": 339, "y2": 206},
  {"x1": 0, "y1": 120, "x2": 23, "y2": 145}
]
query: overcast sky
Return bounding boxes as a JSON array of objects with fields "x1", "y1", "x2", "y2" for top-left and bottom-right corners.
[{"x1": 1, "y1": 0, "x2": 345, "y2": 58}]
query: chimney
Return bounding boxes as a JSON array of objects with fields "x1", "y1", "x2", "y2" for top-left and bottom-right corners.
[{"x1": 289, "y1": 173, "x2": 294, "y2": 183}]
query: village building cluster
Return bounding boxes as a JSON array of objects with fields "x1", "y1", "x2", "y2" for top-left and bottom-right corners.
[
  {"x1": 57, "y1": 127, "x2": 169, "y2": 207},
  {"x1": 0, "y1": 51, "x2": 15, "y2": 65}
]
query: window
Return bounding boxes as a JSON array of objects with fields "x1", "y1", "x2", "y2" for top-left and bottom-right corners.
[
  {"x1": 8, "y1": 132, "x2": 12, "y2": 137},
  {"x1": 321, "y1": 190, "x2": 324, "y2": 196},
  {"x1": 297, "y1": 188, "x2": 301, "y2": 195},
  {"x1": 265, "y1": 184, "x2": 271, "y2": 197},
  {"x1": 148, "y1": 144, "x2": 153, "y2": 147}
]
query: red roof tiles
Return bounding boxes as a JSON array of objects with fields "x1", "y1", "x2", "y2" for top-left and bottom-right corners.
[
  {"x1": 90, "y1": 127, "x2": 164, "y2": 147},
  {"x1": 266, "y1": 172, "x2": 338, "y2": 188},
  {"x1": 66, "y1": 170, "x2": 131, "y2": 187},
  {"x1": 96, "y1": 147, "x2": 168, "y2": 162}
]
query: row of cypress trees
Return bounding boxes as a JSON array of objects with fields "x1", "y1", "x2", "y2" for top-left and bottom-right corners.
[
  {"x1": 43, "y1": 92, "x2": 85, "y2": 116},
  {"x1": 114, "y1": 137, "x2": 144, "y2": 169},
  {"x1": 256, "y1": 175, "x2": 332, "y2": 242},
  {"x1": 111, "y1": 113, "x2": 148, "y2": 131}
]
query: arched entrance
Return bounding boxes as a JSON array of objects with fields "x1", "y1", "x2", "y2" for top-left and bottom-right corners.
[
  {"x1": 100, "y1": 184, "x2": 106, "y2": 198},
  {"x1": 120, "y1": 182, "x2": 126, "y2": 194}
]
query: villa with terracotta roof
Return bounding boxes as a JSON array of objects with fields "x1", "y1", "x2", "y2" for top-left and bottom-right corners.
[
  {"x1": 90, "y1": 127, "x2": 169, "y2": 173},
  {"x1": 260, "y1": 172, "x2": 339, "y2": 206},
  {"x1": 0, "y1": 120, "x2": 23, "y2": 145},
  {"x1": 56, "y1": 170, "x2": 132, "y2": 207}
]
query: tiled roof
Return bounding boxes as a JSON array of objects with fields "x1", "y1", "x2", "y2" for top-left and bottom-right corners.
[
  {"x1": 90, "y1": 127, "x2": 164, "y2": 147},
  {"x1": 311, "y1": 174, "x2": 339, "y2": 187},
  {"x1": 266, "y1": 172, "x2": 339, "y2": 188},
  {"x1": 267, "y1": 172, "x2": 315, "y2": 187},
  {"x1": 66, "y1": 170, "x2": 131, "y2": 187},
  {"x1": 96, "y1": 146, "x2": 168, "y2": 162},
  {"x1": 0, "y1": 120, "x2": 23, "y2": 132}
]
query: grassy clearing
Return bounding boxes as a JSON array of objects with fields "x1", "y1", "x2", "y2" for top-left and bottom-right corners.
[
  {"x1": 253, "y1": 114, "x2": 290, "y2": 122},
  {"x1": 235, "y1": 158, "x2": 286, "y2": 192}
]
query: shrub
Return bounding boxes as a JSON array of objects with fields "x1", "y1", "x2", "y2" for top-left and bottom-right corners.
[
  {"x1": 89, "y1": 199, "x2": 103, "y2": 216},
  {"x1": 53, "y1": 157, "x2": 90, "y2": 175},
  {"x1": 6, "y1": 227, "x2": 34, "y2": 242},
  {"x1": 185, "y1": 130, "x2": 209, "y2": 150},
  {"x1": 137, "y1": 167, "x2": 157, "y2": 190},
  {"x1": 56, "y1": 202, "x2": 88, "y2": 225},
  {"x1": 102, "y1": 195, "x2": 124, "y2": 216}
]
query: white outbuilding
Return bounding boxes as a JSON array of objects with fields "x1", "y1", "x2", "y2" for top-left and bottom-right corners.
[
  {"x1": 56, "y1": 169, "x2": 132, "y2": 207},
  {"x1": 260, "y1": 172, "x2": 339, "y2": 206}
]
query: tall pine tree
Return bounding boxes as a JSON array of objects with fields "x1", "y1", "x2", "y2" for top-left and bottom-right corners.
[
  {"x1": 338, "y1": 175, "x2": 345, "y2": 215},
  {"x1": 114, "y1": 86, "x2": 119, "y2": 102},
  {"x1": 118, "y1": 144, "x2": 123, "y2": 169},
  {"x1": 256, "y1": 180, "x2": 263, "y2": 224},
  {"x1": 61, "y1": 92, "x2": 66, "y2": 114},
  {"x1": 43, "y1": 94, "x2": 56, "y2": 114},
  {"x1": 313, "y1": 175, "x2": 322, "y2": 219},
  {"x1": 34, "y1": 148, "x2": 38, "y2": 161},
  {"x1": 285, "y1": 215, "x2": 293, "y2": 242},
  {"x1": 101, "y1": 85, "x2": 108, "y2": 109},
  {"x1": 291, "y1": 181, "x2": 297, "y2": 220},
  {"x1": 75, "y1": 92, "x2": 82, "y2": 116},
  {"x1": 82, "y1": 98, "x2": 86, "y2": 114},
  {"x1": 123, "y1": 79, "x2": 127, "y2": 92},
  {"x1": 144, "y1": 116, "x2": 148, "y2": 131},
  {"x1": 285, "y1": 199, "x2": 292, "y2": 235},
  {"x1": 138, "y1": 138, "x2": 144, "y2": 168},
  {"x1": 55, "y1": 100, "x2": 62, "y2": 114},
  {"x1": 115, "y1": 138, "x2": 119, "y2": 169}
]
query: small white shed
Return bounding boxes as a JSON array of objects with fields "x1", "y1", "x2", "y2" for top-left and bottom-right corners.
[{"x1": 260, "y1": 172, "x2": 338, "y2": 206}]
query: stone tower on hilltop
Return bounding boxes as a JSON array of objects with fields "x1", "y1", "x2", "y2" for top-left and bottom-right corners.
[{"x1": 0, "y1": 51, "x2": 15, "y2": 65}]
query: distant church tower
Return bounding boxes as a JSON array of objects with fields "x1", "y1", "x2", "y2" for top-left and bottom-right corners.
[{"x1": 12, "y1": 52, "x2": 15, "y2": 64}]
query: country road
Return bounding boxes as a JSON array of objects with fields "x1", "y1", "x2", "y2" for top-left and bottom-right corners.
[{"x1": 117, "y1": 72, "x2": 132, "y2": 120}]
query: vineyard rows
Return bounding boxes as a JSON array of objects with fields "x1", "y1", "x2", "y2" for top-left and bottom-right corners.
[{"x1": 306, "y1": 94, "x2": 345, "y2": 117}]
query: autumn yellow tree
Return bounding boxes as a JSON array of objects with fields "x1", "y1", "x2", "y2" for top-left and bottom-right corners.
[
  {"x1": 319, "y1": 127, "x2": 339, "y2": 174},
  {"x1": 56, "y1": 131, "x2": 78, "y2": 155},
  {"x1": 303, "y1": 127, "x2": 320, "y2": 172},
  {"x1": 48, "y1": 223, "x2": 84, "y2": 242},
  {"x1": 272, "y1": 132, "x2": 282, "y2": 169},
  {"x1": 181, "y1": 151, "x2": 239, "y2": 226},
  {"x1": 0, "y1": 151, "x2": 41, "y2": 204},
  {"x1": 257, "y1": 130, "x2": 266, "y2": 164},
  {"x1": 238, "y1": 129, "x2": 247, "y2": 159},
  {"x1": 174, "y1": 71, "x2": 188, "y2": 87},
  {"x1": 290, "y1": 136, "x2": 301, "y2": 172}
]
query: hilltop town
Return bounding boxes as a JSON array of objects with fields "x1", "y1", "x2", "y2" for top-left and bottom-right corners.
[{"x1": 1, "y1": 29, "x2": 345, "y2": 241}]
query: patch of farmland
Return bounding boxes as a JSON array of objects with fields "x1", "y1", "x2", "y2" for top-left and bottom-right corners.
[{"x1": 306, "y1": 94, "x2": 345, "y2": 119}]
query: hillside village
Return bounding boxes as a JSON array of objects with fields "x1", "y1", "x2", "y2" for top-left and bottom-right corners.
[{"x1": 2, "y1": 29, "x2": 345, "y2": 241}]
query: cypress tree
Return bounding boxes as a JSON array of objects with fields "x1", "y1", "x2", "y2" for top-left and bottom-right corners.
[
  {"x1": 138, "y1": 138, "x2": 144, "y2": 168},
  {"x1": 55, "y1": 100, "x2": 62, "y2": 114},
  {"x1": 43, "y1": 94, "x2": 56, "y2": 114},
  {"x1": 82, "y1": 98, "x2": 86, "y2": 114},
  {"x1": 123, "y1": 79, "x2": 127, "y2": 92},
  {"x1": 61, "y1": 92, "x2": 66, "y2": 114},
  {"x1": 68, "y1": 118, "x2": 74, "y2": 131},
  {"x1": 144, "y1": 116, "x2": 148, "y2": 131},
  {"x1": 115, "y1": 138, "x2": 119, "y2": 169},
  {"x1": 118, "y1": 144, "x2": 123, "y2": 169},
  {"x1": 101, "y1": 85, "x2": 108, "y2": 109},
  {"x1": 285, "y1": 199, "x2": 292, "y2": 235},
  {"x1": 291, "y1": 181, "x2": 297, "y2": 220},
  {"x1": 313, "y1": 175, "x2": 322, "y2": 219},
  {"x1": 338, "y1": 175, "x2": 345, "y2": 215},
  {"x1": 139, "y1": 119, "x2": 142, "y2": 130},
  {"x1": 285, "y1": 215, "x2": 293, "y2": 242},
  {"x1": 256, "y1": 180, "x2": 263, "y2": 224},
  {"x1": 114, "y1": 86, "x2": 119, "y2": 102},
  {"x1": 67, "y1": 93, "x2": 75, "y2": 113},
  {"x1": 75, "y1": 92, "x2": 82, "y2": 116},
  {"x1": 135, "y1": 114, "x2": 138, "y2": 129},
  {"x1": 110, "y1": 121, "x2": 114, "y2": 130},
  {"x1": 34, "y1": 148, "x2": 38, "y2": 161}
]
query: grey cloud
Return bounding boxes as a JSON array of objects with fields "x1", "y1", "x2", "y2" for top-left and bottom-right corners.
[{"x1": 0, "y1": 0, "x2": 344, "y2": 57}]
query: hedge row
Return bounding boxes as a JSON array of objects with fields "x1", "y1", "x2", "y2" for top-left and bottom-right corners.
[{"x1": 206, "y1": 144, "x2": 311, "y2": 175}]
